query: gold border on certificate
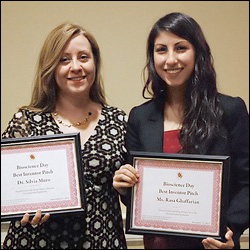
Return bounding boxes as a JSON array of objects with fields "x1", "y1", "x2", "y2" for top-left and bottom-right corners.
[
  {"x1": 126, "y1": 151, "x2": 230, "y2": 240},
  {"x1": 1, "y1": 133, "x2": 86, "y2": 221}
]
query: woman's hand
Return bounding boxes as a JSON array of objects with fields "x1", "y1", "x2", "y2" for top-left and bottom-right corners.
[
  {"x1": 21, "y1": 209, "x2": 50, "y2": 226},
  {"x1": 202, "y1": 227, "x2": 234, "y2": 249},
  {"x1": 113, "y1": 164, "x2": 139, "y2": 196}
]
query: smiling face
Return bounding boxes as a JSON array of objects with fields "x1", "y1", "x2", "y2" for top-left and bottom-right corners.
[
  {"x1": 154, "y1": 31, "x2": 195, "y2": 90},
  {"x1": 54, "y1": 34, "x2": 96, "y2": 98}
]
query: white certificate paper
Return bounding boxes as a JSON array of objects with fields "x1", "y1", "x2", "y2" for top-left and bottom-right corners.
[
  {"x1": 131, "y1": 157, "x2": 224, "y2": 237},
  {"x1": 1, "y1": 134, "x2": 84, "y2": 220}
]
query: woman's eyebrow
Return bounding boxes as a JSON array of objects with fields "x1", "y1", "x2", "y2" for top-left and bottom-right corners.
[
  {"x1": 175, "y1": 40, "x2": 188, "y2": 45},
  {"x1": 62, "y1": 49, "x2": 91, "y2": 55},
  {"x1": 154, "y1": 43, "x2": 167, "y2": 47},
  {"x1": 154, "y1": 40, "x2": 187, "y2": 46}
]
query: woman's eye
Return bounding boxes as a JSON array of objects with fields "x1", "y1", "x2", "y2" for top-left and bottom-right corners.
[
  {"x1": 176, "y1": 46, "x2": 187, "y2": 51},
  {"x1": 156, "y1": 47, "x2": 166, "y2": 53},
  {"x1": 80, "y1": 55, "x2": 89, "y2": 60},
  {"x1": 60, "y1": 57, "x2": 69, "y2": 62}
]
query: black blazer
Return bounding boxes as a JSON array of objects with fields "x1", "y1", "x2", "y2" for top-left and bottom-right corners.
[{"x1": 126, "y1": 93, "x2": 249, "y2": 247}]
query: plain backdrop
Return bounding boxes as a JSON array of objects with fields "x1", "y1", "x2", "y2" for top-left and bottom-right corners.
[{"x1": 1, "y1": 1, "x2": 249, "y2": 133}]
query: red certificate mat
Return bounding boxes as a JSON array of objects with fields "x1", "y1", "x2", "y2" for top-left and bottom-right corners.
[
  {"x1": 1, "y1": 133, "x2": 86, "y2": 221},
  {"x1": 126, "y1": 151, "x2": 230, "y2": 240}
]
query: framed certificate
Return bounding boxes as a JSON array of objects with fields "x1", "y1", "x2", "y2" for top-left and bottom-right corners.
[
  {"x1": 1, "y1": 133, "x2": 86, "y2": 221},
  {"x1": 126, "y1": 151, "x2": 230, "y2": 240}
]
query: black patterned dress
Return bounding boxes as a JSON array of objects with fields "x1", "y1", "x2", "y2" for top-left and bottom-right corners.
[{"x1": 2, "y1": 105, "x2": 128, "y2": 249}]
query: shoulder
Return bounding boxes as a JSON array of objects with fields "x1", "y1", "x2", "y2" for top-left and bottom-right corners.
[
  {"x1": 17, "y1": 108, "x2": 51, "y2": 123},
  {"x1": 218, "y1": 93, "x2": 248, "y2": 117},
  {"x1": 5, "y1": 108, "x2": 46, "y2": 124},
  {"x1": 130, "y1": 100, "x2": 157, "y2": 114},
  {"x1": 2, "y1": 109, "x2": 50, "y2": 139},
  {"x1": 130, "y1": 99, "x2": 156, "y2": 113},
  {"x1": 219, "y1": 93, "x2": 248, "y2": 111},
  {"x1": 9, "y1": 108, "x2": 52, "y2": 129},
  {"x1": 128, "y1": 99, "x2": 164, "y2": 121},
  {"x1": 218, "y1": 93, "x2": 249, "y2": 127},
  {"x1": 102, "y1": 105, "x2": 128, "y2": 123}
]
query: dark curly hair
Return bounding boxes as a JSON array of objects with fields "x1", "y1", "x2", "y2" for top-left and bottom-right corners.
[{"x1": 143, "y1": 12, "x2": 224, "y2": 154}]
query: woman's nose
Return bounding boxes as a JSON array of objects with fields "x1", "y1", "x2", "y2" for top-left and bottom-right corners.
[
  {"x1": 166, "y1": 51, "x2": 178, "y2": 66},
  {"x1": 70, "y1": 59, "x2": 82, "y2": 72}
]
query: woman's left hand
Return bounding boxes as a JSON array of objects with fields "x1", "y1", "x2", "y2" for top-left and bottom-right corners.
[{"x1": 202, "y1": 227, "x2": 234, "y2": 249}]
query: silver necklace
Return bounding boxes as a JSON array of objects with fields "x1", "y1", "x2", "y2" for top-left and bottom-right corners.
[{"x1": 53, "y1": 112, "x2": 92, "y2": 128}]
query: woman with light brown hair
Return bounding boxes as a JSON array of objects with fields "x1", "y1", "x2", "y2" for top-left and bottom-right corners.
[
  {"x1": 2, "y1": 23, "x2": 127, "y2": 249},
  {"x1": 24, "y1": 22, "x2": 106, "y2": 113}
]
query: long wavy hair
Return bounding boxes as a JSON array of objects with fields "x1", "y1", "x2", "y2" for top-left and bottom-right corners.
[
  {"x1": 143, "y1": 12, "x2": 224, "y2": 154},
  {"x1": 22, "y1": 23, "x2": 106, "y2": 112}
]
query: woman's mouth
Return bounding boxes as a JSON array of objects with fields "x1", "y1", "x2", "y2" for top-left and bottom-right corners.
[
  {"x1": 67, "y1": 76, "x2": 86, "y2": 81},
  {"x1": 165, "y1": 68, "x2": 183, "y2": 75}
]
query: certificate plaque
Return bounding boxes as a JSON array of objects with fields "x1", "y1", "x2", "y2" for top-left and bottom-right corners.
[
  {"x1": 126, "y1": 151, "x2": 230, "y2": 240},
  {"x1": 1, "y1": 133, "x2": 86, "y2": 221}
]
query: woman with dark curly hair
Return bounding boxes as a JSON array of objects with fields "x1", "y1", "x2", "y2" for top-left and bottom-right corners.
[{"x1": 113, "y1": 12, "x2": 249, "y2": 249}]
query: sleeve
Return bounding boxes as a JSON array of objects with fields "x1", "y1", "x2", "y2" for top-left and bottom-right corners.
[
  {"x1": 125, "y1": 106, "x2": 142, "y2": 153},
  {"x1": 2, "y1": 109, "x2": 32, "y2": 139},
  {"x1": 226, "y1": 97, "x2": 249, "y2": 243},
  {"x1": 117, "y1": 109, "x2": 129, "y2": 167},
  {"x1": 120, "y1": 107, "x2": 142, "y2": 206},
  {"x1": 1, "y1": 110, "x2": 32, "y2": 223}
]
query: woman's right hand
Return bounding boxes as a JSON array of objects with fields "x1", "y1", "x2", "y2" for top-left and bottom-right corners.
[
  {"x1": 113, "y1": 164, "x2": 139, "y2": 196},
  {"x1": 21, "y1": 209, "x2": 50, "y2": 226}
]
